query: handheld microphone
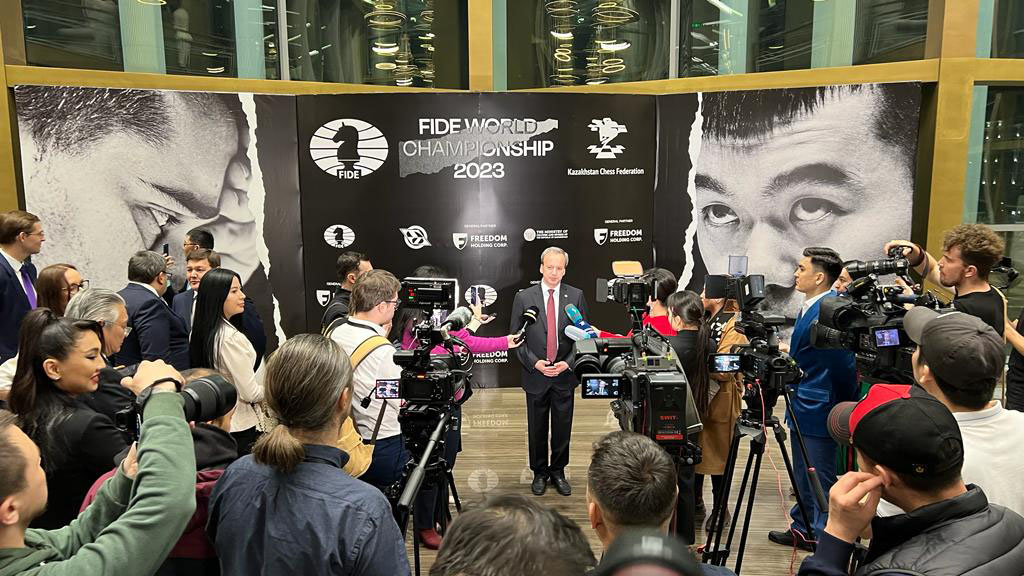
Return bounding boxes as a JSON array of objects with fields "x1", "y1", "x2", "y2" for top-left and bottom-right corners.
[
  {"x1": 512, "y1": 306, "x2": 540, "y2": 344},
  {"x1": 439, "y1": 307, "x2": 473, "y2": 332},
  {"x1": 564, "y1": 325, "x2": 594, "y2": 341},
  {"x1": 565, "y1": 304, "x2": 598, "y2": 337}
]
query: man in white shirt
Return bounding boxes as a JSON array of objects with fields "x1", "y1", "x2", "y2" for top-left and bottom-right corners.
[
  {"x1": 876, "y1": 306, "x2": 1024, "y2": 517},
  {"x1": 0, "y1": 210, "x2": 43, "y2": 364}
]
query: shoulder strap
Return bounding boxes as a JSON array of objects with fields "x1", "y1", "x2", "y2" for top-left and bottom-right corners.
[{"x1": 350, "y1": 334, "x2": 392, "y2": 370}]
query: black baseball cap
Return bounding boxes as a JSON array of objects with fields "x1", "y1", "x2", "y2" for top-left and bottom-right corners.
[
  {"x1": 902, "y1": 307, "x2": 1003, "y2": 390},
  {"x1": 828, "y1": 384, "x2": 963, "y2": 477}
]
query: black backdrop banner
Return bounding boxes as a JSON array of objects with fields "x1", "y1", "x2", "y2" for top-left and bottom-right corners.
[{"x1": 298, "y1": 93, "x2": 658, "y2": 387}]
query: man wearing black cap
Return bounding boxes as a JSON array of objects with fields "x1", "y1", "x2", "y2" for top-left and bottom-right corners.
[
  {"x1": 797, "y1": 384, "x2": 1024, "y2": 575},
  {"x1": 873, "y1": 307, "x2": 1024, "y2": 518}
]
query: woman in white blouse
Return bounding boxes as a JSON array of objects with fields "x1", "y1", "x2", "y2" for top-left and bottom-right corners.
[{"x1": 189, "y1": 268, "x2": 264, "y2": 454}]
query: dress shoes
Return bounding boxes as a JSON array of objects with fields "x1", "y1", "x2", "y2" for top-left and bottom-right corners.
[
  {"x1": 704, "y1": 507, "x2": 729, "y2": 532},
  {"x1": 550, "y1": 473, "x2": 572, "y2": 496},
  {"x1": 531, "y1": 473, "x2": 549, "y2": 496},
  {"x1": 418, "y1": 528, "x2": 442, "y2": 550},
  {"x1": 768, "y1": 529, "x2": 816, "y2": 552}
]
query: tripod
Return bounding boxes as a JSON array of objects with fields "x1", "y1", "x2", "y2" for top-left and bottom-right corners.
[
  {"x1": 701, "y1": 383, "x2": 827, "y2": 575},
  {"x1": 394, "y1": 409, "x2": 464, "y2": 576}
]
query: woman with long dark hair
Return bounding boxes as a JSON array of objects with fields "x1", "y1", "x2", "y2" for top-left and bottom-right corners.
[
  {"x1": 390, "y1": 264, "x2": 520, "y2": 549},
  {"x1": 189, "y1": 268, "x2": 264, "y2": 454},
  {"x1": 36, "y1": 263, "x2": 85, "y2": 316},
  {"x1": 8, "y1": 308, "x2": 128, "y2": 529},
  {"x1": 208, "y1": 334, "x2": 409, "y2": 575}
]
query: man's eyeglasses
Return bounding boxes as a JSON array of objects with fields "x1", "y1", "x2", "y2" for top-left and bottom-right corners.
[
  {"x1": 65, "y1": 279, "x2": 90, "y2": 295},
  {"x1": 99, "y1": 319, "x2": 131, "y2": 337},
  {"x1": 382, "y1": 299, "x2": 400, "y2": 307}
]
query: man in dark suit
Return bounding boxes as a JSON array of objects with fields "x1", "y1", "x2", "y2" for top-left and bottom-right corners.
[
  {"x1": 172, "y1": 248, "x2": 266, "y2": 368},
  {"x1": 510, "y1": 246, "x2": 588, "y2": 497},
  {"x1": 768, "y1": 246, "x2": 857, "y2": 552},
  {"x1": 0, "y1": 210, "x2": 44, "y2": 362},
  {"x1": 114, "y1": 250, "x2": 190, "y2": 371}
]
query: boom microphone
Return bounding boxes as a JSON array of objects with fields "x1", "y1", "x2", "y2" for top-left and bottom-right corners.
[
  {"x1": 564, "y1": 325, "x2": 595, "y2": 341},
  {"x1": 513, "y1": 306, "x2": 540, "y2": 344},
  {"x1": 565, "y1": 304, "x2": 598, "y2": 337}
]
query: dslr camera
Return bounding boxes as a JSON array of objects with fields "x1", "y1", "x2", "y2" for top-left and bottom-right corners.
[
  {"x1": 114, "y1": 372, "x2": 237, "y2": 441},
  {"x1": 810, "y1": 247, "x2": 948, "y2": 383}
]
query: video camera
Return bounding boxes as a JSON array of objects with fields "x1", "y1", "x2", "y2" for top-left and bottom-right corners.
[
  {"x1": 810, "y1": 247, "x2": 948, "y2": 383},
  {"x1": 704, "y1": 272, "x2": 802, "y2": 418},
  {"x1": 114, "y1": 373, "x2": 237, "y2": 441},
  {"x1": 576, "y1": 262, "x2": 702, "y2": 461}
]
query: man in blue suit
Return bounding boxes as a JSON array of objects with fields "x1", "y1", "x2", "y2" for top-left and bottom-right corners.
[
  {"x1": 0, "y1": 210, "x2": 44, "y2": 363},
  {"x1": 769, "y1": 247, "x2": 857, "y2": 552},
  {"x1": 114, "y1": 250, "x2": 190, "y2": 371}
]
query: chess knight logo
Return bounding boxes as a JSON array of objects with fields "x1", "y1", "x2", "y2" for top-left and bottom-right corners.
[
  {"x1": 587, "y1": 118, "x2": 627, "y2": 159},
  {"x1": 594, "y1": 228, "x2": 609, "y2": 246},
  {"x1": 452, "y1": 233, "x2": 469, "y2": 250}
]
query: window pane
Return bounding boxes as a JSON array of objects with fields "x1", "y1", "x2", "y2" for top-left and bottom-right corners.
[
  {"x1": 969, "y1": 88, "x2": 1024, "y2": 226},
  {"x1": 22, "y1": 0, "x2": 280, "y2": 79},
  {"x1": 284, "y1": 0, "x2": 468, "y2": 89},
  {"x1": 990, "y1": 0, "x2": 1024, "y2": 58}
]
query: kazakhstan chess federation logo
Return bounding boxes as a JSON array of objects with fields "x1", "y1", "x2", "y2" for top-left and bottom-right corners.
[{"x1": 587, "y1": 118, "x2": 627, "y2": 159}]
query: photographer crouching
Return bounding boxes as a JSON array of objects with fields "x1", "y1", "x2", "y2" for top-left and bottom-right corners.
[{"x1": 0, "y1": 360, "x2": 196, "y2": 575}]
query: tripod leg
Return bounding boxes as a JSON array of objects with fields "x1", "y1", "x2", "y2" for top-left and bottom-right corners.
[
  {"x1": 412, "y1": 507, "x2": 422, "y2": 576},
  {"x1": 706, "y1": 425, "x2": 742, "y2": 564},
  {"x1": 733, "y1": 445, "x2": 764, "y2": 576},
  {"x1": 720, "y1": 440, "x2": 757, "y2": 567},
  {"x1": 774, "y1": 427, "x2": 816, "y2": 542},
  {"x1": 448, "y1": 470, "x2": 463, "y2": 513}
]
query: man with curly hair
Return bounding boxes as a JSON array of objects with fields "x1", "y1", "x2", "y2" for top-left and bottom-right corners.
[{"x1": 885, "y1": 223, "x2": 1006, "y2": 336}]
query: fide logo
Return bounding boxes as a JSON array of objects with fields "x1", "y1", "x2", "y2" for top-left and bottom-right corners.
[
  {"x1": 315, "y1": 290, "x2": 332, "y2": 307},
  {"x1": 309, "y1": 119, "x2": 389, "y2": 179},
  {"x1": 323, "y1": 224, "x2": 355, "y2": 248},
  {"x1": 400, "y1": 225, "x2": 432, "y2": 250},
  {"x1": 587, "y1": 118, "x2": 627, "y2": 159},
  {"x1": 594, "y1": 228, "x2": 609, "y2": 246},
  {"x1": 452, "y1": 232, "x2": 469, "y2": 251}
]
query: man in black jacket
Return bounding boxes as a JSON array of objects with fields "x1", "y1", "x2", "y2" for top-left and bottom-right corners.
[
  {"x1": 320, "y1": 250, "x2": 371, "y2": 335},
  {"x1": 114, "y1": 250, "x2": 190, "y2": 371},
  {"x1": 510, "y1": 246, "x2": 588, "y2": 497},
  {"x1": 0, "y1": 210, "x2": 43, "y2": 363},
  {"x1": 798, "y1": 384, "x2": 1024, "y2": 575}
]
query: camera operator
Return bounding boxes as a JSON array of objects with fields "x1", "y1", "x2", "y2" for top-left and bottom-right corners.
[
  {"x1": 391, "y1": 265, "x2": 521, "y2": 548},
  {"x1": 0, "y1": 360, "x2": 198, "y2": 576},
  {"x1": 208, "y1": 335, "x2": 408, "y2": 575},
  {"x1": 585, "y1": 431, "x2": 737, "y2": 576},
  {"x1": 7, "y1": 309, "x2": 128, "y2": 529},
  {"x1": 769, "y1": 247, "x2": 857, "y2": 552},
  {"x1": 321, "y1": 251, "x2": 372, "y2": 335},
  {"x1": 798, "y1": 384, "x2": 1024, "y2": 575},
  {"x1": 873, "y1": 308, "x2": 1024, "y2": 517},
  {"x1": 694, "y1": 289, "x2": 745, "y2": 531},
  {"x1": 885, "y1": 223, "x2": 1006, "y2": 335},
  {"x1": 430, "y1": 493, "x2": 596, "y2": 576}
]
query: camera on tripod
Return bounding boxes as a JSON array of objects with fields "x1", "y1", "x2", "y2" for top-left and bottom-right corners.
[
  {"x1": 596, "y1": 261, "x2": 659, "y2": 331},
  {"x1": 809, "y1": 247, "x2": 949, "y2": 383},
  {"x1": 704, "y1": 272, "x2": 801, "y2": 416}
]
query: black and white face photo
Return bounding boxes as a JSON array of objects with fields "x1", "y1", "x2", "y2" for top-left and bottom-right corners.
[{"x1": 692, "y1": 84, "x2": 919, "y2": 326}]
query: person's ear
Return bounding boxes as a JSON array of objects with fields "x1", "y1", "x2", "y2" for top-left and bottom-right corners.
[
  {"x1": 964, "y1": 264, "x2": 978, "y2": 279},
  {"x1": 873, "y1": 464, "x2": 897, "y2": 489},
  {"x1": 42, "y1": 358, "x2": 61, "y2": 381},
  {"x1": 0, "y1": 496, "x2": 20, "y2": 527},
  {"x1": 339, "y1": 387, "x2": 352, "y2": 414},
  {"x1": 587, "y1": 498, "x2": 602, "y2": 532}
]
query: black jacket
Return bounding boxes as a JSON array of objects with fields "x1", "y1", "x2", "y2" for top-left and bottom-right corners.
[
  {"x1": 114, "y1": 283, "x2": 190, "y2": 371},
  {"x1": 799, "y1": 485, "x2": 1024, "y2": 576},
  {"x1": 320, "y1": 288, "x2": 352, "y2": 334},
  {"x1": 0, "y1": 255, "x2": 35, "y2": 363},
  {"x1": 509, "y1": 283, "x2": 588, "y2": 395}
]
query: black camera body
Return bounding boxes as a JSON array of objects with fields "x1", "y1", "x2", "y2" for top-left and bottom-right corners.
[
  {"x1": 810, "y1": 249, "x2": 947, "y2": 383},
  {"x1": 114, "y1": 374, "x2": 237, "y2": 441}
]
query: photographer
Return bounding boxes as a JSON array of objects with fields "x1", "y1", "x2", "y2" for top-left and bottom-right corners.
[
  {"x1": 885, "y1": 223, "x2": 1006, "y2": 335},
  {"x1": 769, "y1": 247, "x2": 857, "y2": 552},
  {"x1": 8, "y1": 309, "x2": 128, "y2": 529},
  {"x1": 208, "y1": 335, "x2": 408, "y2": 575},
  {"x1": 391, "y1": 265, "x2": 520, "y2": 548},
  {"x1": 693, "y1": 289, "x2": 745, "y2": 531},
  {"x1": 0, "y1": 360, "x2": 197, "y2": 576}
]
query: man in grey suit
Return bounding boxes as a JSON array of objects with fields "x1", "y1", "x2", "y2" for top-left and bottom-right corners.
[{"x1": 510, "y1": 246, "x2": 588, "y2": 497}]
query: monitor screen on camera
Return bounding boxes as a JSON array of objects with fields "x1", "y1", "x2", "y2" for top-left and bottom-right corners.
[{"x1": 582, "y1": 375, "x2": 621, "y2": 399}]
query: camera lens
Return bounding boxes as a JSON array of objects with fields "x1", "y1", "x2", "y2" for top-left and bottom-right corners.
[{"x1": 181, "y1": 374, "x2": 238, "y2": 423}]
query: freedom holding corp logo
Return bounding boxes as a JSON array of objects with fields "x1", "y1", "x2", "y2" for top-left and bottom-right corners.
[{"x1": 309, "y1": 119, "x2": 389, "y2": 179}]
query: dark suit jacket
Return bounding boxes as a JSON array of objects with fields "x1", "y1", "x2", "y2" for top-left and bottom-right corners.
[
  {"x1": 510, "y1": 283, "x2": 588, "y2": 395},
  {"x1": 114, "y1": 283, "x2": 190, "y2": 371},
  {"x1": 788, "y1": 291, "x2": 858, "y2": 438},
  {"x1": 172, "y1": 289, "x2": 267, "y2": 369},
  {"x1": 0, "y1": 255, "x2": 35, "y2": 363}
]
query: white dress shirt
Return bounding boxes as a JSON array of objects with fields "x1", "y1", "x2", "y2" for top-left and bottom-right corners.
[
  {"x1": 128, "y1": 281, "x2": 163, "y2": 300},
  {"x1": 214, "y1": 319, "x2": 265, "y2": 432},
  {"x1": 1, "y1": 247, "x2": 30, "y2": 298},
  {"x1": 799, "y1": 289, "x2": 831, "y2": 320},
  {"x1": 330, "y1": 317, "x2": 403, "y2": 440}
]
